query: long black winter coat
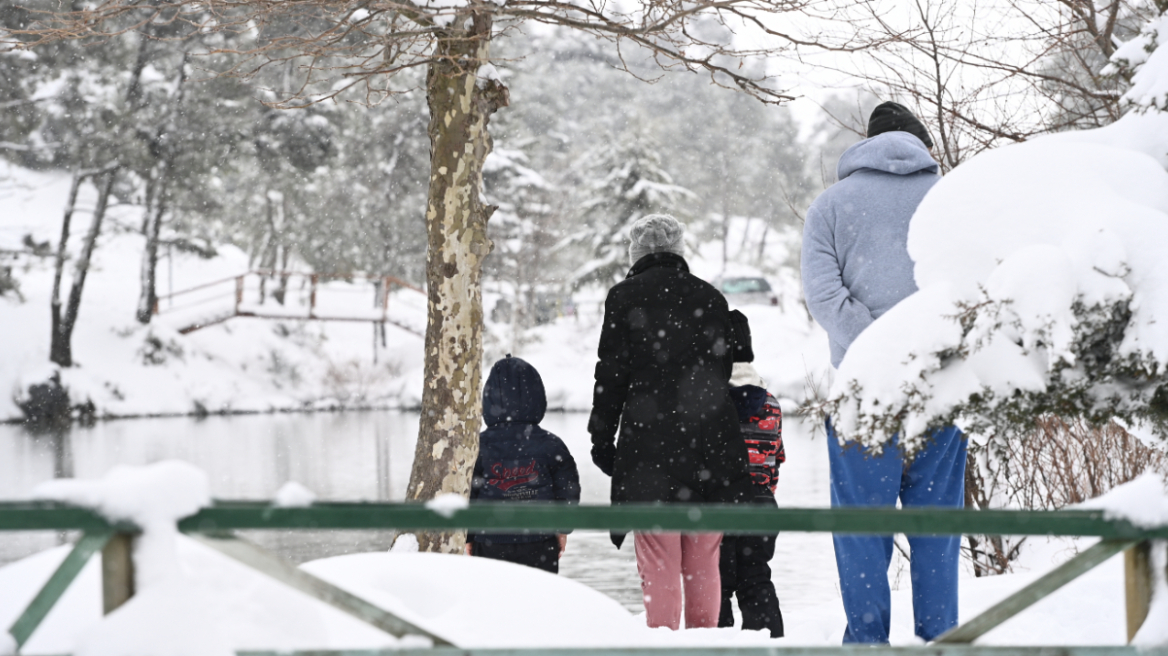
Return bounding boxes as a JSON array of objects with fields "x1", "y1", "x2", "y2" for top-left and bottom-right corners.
[
  {"x1": 588, "y1": 253, "x2": 754, "y2": 511},
  {"x1": 471, "y1": 356, "x2": 581, "y2": 544}
]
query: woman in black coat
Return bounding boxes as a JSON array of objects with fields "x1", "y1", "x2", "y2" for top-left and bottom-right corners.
[{"x1": 588, "y1": 214, "x2": 753, "y2": 630}]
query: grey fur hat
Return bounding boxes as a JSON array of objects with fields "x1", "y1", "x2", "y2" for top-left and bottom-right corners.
[{"x1": 628, "y1": 214, "x2": 685, "y2": 266}]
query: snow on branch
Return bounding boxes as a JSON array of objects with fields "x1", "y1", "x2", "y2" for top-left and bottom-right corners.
[
  {"x1": 816, "y1": 110, "x2": 1168, "y2": 455},
  {"x1": 1106, "y1": 9, "x2": 1168, "y2": 111}
]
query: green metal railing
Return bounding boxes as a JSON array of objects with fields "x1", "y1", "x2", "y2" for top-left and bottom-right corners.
[{"x1": 2, "y1": 501, "x2": 1165, "y2": 655}]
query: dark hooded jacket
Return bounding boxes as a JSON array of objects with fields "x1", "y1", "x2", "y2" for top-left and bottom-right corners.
[
  {"x1": 588, "y1": 252, "x2": 754, "y2": 517},
  {"x1": 470, "y1": 356, "x2": 581, "y2": 544}
]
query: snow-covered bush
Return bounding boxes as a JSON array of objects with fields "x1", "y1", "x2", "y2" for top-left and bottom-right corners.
[
  {"x1": 820, "y1": 108, "x2": 1168, "y2": 454},
  {"x1": 138, "y1": 331, "x2": 185, "y2": 366}
]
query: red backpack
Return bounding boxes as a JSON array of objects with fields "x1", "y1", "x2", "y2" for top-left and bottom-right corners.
[{"x1": 741, "y1": 393, "x2": 786, "y2": 493}]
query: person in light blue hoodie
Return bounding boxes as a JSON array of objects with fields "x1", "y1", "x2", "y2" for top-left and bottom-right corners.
[{"x1": 801, "y1": 102, "x2": 966, "y2": 645}]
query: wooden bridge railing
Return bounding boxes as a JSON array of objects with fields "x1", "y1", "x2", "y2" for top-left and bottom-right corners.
[
  {"x1": 2, "y1": 502, "x2": 1166, "y2": 655},
  {"x1": 151, "y1": 270, "x2": 425, "y2": 335}
]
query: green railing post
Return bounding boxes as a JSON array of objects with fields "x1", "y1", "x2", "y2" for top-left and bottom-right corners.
[
  {"x1": 7, "y1": 531, "x2": 110, "y2": 649},
  {"x1": 102, "y1": 532, "x2": 135, "y2": 614},
  {"x1": 1124, "y1": 541, "x2": 1149, "y2": 642},
  {"x1": 936, "y1": 539, "x2": 1137, "y2": 644}
]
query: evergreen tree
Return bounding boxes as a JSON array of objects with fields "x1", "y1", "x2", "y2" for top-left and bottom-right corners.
[
  {"x1": 482, "y1": 145, "x2": 558, "y2": 352},
  {"x1": 566, "y1": 132, "x2": 696, "y2": 288}
]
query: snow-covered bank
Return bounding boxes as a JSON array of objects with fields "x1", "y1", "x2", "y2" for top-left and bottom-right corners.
[
  {"x1": 1, "y1": 161, "x2": 830, "y2": 422},
  {"x1": 0, "y1": 162, "x2": 429, "y2": 422}
]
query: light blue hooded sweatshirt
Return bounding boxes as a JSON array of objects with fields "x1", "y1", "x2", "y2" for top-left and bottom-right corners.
[{"x1": 801, "y1": 131, "x2": 940, "y2": 368}]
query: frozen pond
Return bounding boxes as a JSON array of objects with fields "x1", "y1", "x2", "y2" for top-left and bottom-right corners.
[{"x1": 0, "y1": 411, "x2": 838, "y2": 613}]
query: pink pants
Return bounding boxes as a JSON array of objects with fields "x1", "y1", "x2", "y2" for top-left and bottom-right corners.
[{"x1": 634, "y1": 532, "x2": 723, "y2": 630}]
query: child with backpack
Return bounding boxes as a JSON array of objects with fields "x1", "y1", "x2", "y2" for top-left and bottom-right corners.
[
  {"x1": 722, "y1": 311, "x2": 787, "y2": 637},
  {"x1": 466, "y1": 355, "x2": 581, "y2": 573}
]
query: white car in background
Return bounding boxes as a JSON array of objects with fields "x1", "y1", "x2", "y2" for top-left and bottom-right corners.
[{"x1": 715, "y1": 276, "x2": 779, "y2": 306}]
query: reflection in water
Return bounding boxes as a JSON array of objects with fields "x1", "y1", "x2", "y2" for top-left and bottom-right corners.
[
  {"x1": 0, "y1": 411, "x2": 835, "y2": 613},
  {"x1": 376, "y1": 421, "x2": 392, "y2": 501}
]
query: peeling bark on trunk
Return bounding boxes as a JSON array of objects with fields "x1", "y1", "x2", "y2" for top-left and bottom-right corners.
[
  {"x1": 53, "y1": 170, "x2": 118, "y2": 367},
  {"x1": 403, "y1": 17, "x2": 508, "y2": 554}
]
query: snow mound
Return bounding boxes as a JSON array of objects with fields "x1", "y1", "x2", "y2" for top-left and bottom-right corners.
[
  {"x1": 33, "y1": 460, "x2": 210, "y2": 586},
  {"x1": 303, "y1": 552, "x2": 784, "y2": 647},
  {"x1": 304, "y1": 552, "x2": 636, "y2": 647},
  {"x1": 273, "y1": 481, "x2": 317, "y2": 507},
  {"x1": 424, "y1": 492, "x2": 468, "y2": 518},
  {"x1": 390, "y1": 533, "x2": 420, "y2": 553},
  {"x1": 1077, "y1": 472, "x2": 1168, "y2": 528}
]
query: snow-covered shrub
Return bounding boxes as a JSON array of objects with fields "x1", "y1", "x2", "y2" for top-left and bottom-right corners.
[
  {"x1": 820, "y1": 110, "x2": 1168, "y2": 455},
  {"x1": 138, "y1": 331, "x2": 185, "y2": 366},
  {"x1": 14, "y1": 366, "x2": 70, "y2": 424},
  {"x1": 0, "y1": 265, "x2": 21, "y2": 300},
  {"x1": 265, "y1": 349, "x2": 302, "y2": 389},
  {"x1": 323, "y1": 358, "x2": 396, "y2": 403}
]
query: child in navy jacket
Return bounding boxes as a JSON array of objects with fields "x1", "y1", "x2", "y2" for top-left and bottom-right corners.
[{"x1": 467, "y1": 355, "x2": 581, "y2": 573}]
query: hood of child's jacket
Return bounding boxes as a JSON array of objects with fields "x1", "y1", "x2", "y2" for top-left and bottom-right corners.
[
  {"x1": 482, "y1": 356, "x2": 547, "y2": 426},
  {"x1": 837, "y1": 131, "x2": 939, "y2": 181},
  {"x1": 729, "y1": 385, "x2": 768, "y2": 423}
]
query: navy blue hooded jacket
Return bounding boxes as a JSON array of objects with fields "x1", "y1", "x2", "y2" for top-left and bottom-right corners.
[{"x1": 470, "y1": 356, "x2": 581, "y2": 544}]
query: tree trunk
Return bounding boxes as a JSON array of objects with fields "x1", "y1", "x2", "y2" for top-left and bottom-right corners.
[
  {"x1": 135, "y1": 55, "x2": 188, "y2": 324},
  {"x1": 49, "y1": 171, "x2": 85, "y2": 367},
  {"x1": 135, "y1": 178, "x2": 167, "y2": 323},
  {"x1": 403, "y1": 18, "x2": 508, "y2": 554},
  {"x1": 55, "y1": 170, "x2": 117, "y2": 367}
]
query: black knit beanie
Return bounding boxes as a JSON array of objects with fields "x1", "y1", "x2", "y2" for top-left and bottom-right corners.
[
  {"x1": 728, "y1": 309, "x2": 754, "y2": 363},
  {"x1": 867, "y1": 101, "x2": 934, "y2": 149}
]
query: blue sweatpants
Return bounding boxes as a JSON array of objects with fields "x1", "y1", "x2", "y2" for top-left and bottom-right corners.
[{"x1": 826, "y1": 418, "x2": 966, "y2": 644}]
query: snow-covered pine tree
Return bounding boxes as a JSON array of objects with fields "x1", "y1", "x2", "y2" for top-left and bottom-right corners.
[
  {"x1": 1105, "y1": 5, "x2": 1168, "y2": 112},
  {"x1": 566, "y1": 132, "x2": 696, "y2": 288},
  {"x1": 482, "y1": 146, "x2": 557, "y2": 354}
]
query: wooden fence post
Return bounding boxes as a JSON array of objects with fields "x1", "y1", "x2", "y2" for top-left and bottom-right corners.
[
  {"x1": 309, "y1": 273, "x2": 318, "y2": 319},
  {"x1": 382, "y1": 276, "x2": 391, "y2": 323},
  {"x1": 102, "y1": 532, "x2": 135, "y2": 614},
  {"x1": 234, "y1": 275, "x2": 244, "y2": 315},
  {"x1": 1125, "y1": 541, "x2": 1152, "y2": 643}
]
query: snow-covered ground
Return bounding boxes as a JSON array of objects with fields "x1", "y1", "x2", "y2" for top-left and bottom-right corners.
[{"x1": 1, "y1": 161, "x2": 828, "y2": 422}]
